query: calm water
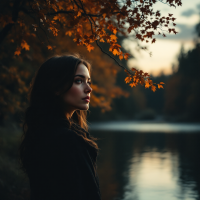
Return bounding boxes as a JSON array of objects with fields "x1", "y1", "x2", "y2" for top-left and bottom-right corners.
[{"x1": 89, "y1": 122, "x2": 200, "y2": 200}]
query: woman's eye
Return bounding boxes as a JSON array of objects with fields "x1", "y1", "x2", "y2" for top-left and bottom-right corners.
[{"x1": 75, "y1": 79, "x2": 82, "y2": 83}]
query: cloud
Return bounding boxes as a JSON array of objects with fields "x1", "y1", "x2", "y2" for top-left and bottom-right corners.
[
  {"x1": 155, "y1": 24, "x2": 196, "y2": 41},
  {"x1": 181, "y1": 9, "x2": 195, "y2": 17}
]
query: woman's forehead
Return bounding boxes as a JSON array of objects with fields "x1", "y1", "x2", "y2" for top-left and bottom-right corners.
[{"x1": 75, "y1": 63, "x2": 90, "y2": 79}]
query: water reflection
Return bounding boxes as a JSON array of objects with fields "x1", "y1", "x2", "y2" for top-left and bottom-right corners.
[{"x1": 91, "y1": 130, "x2": 200, "y2": 200}]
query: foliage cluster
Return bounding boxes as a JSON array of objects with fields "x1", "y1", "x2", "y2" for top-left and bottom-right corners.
[{"x1": 0, "y1": 0, "x2": 182, "y2": 124}]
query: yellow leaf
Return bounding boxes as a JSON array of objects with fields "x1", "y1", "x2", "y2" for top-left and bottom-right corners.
[{"x1": 103, "y1": 13, "x2": 106, "y2": 18}]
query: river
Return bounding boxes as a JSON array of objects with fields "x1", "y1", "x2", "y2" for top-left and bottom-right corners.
[{"x1": 89, "y1": 121, "x2": 200, "y2": 200}]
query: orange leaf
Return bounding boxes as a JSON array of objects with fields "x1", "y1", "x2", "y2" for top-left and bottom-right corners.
[
  {"x1": 47, "y1": 45, "x2": 53, "y2": 50},
  {"x1": 21, "y1": 40, "x2": 30, "y2": 51},
  {"x1": 145, "y1": 81, "x2": 150, "y2": 88},
  {"x1": 113, "y1": 28, "x2": 117, "y2": 35},
  {"x1": 77, "y1": 11, "x2": 82, "y2": 17},
  {"x1": 14, "y1": 47, "x2": 21, "y2": 56},
  {"x1": 87, "y1": 44, "x2": 94, "y2": 52},
  {"x1": 119, "y1": 54, "x2": 123, "y2": 60},
  {"x1": 99, "y1": 38, "x2": 105, "y2": 42},
  {"x1": 129, "y1": 82, "x2": 136, "y2": 87},
  {"x1": 157, "y1": 84, "x2": 164, "y2": 89},
  {"x1": 124, "y1": 53, "x2": 130, "y2": 60},
  {"x1": 151, "y1": 85, "x2": 156, "y2": 92},
  {"x1": 113, "y1": 49, "x2": 119, "y2": 55},
  {"x1": 65, "y1": 31, "x2": 73, "y2": 36},
  {"x1": 131, "y1": 68, "x2": 136, "y2": 72},
  {"x1": 125, "y1": 76, "x2": 132, "y2": 83},
  {"x1": 110, "y1": 34, "x2": 117, "y2": 41}
]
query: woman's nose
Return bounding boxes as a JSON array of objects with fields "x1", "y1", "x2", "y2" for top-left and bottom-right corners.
[{"x1": 85, "y1": 84, "x2": 92, "y2": 93}]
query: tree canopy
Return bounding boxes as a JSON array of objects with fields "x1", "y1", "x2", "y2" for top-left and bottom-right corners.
[
  {"x1": 0, "y1": 0, "x2": 182, "y2": 124},
  {"x1": 1, "y1": 0, "x2": 182, "y2": 90}
]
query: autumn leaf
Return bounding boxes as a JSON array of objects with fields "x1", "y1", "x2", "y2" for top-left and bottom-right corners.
[
  {"x1": 87, "y1": 44, "x2": 94, "y2": 52},
  {"x1": 125, "y1": 76, "x2": 132, "y2": 83},
  {"x1": 14, "y1": 47, "x2": 21, "y2": 56},
  {"x1": 99, "y1": 38, "x2": 105, "y2": 43},
  {"x1": 21, "y1": 40, "x2": 30, "y2": 51},
  {"x1": 119, "y1": 54, "x2": 123, "y2": 60},
  {"x1": 65, "y1": 31, "x2": 73, "y2": 36},
  {"x1": 152, "y1": 38, "x2": 156, "y2": 43},
  {"x1": 113, "y1": 28, "x2": 117, "y2": 35},
  {"x1": 129, "y1": 82, "x2": 136, "y2": 87},
  {"x1": 124, "y1": 53, "x2": 130, "y2": 60},
  {"x1": 151, "y1": 85, "x2": 156, "y2": 92},
  {"x1": 157, "y1": 84, "x2": 164, "y2": 89},
  {"x1": 113, "y1": 49, "x2": 120, "y2": 55},
  {"x1": 77, "y1": 11, "x2": 82, "y2": 17},
  {"x1": 131, "y1": 68, "x2": 136, "y2": 72},
  {"x1": 145, "y1": 81, "x2": 150, "y2": 88},
  {"x1": 110, "y1": 34, "x2": 117, "y2": 41},
  {"x1": 47, "y1": 45, "x2": 53, "y2": 50}
]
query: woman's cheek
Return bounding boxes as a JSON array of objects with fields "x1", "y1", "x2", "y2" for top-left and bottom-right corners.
[{"x1": 69, "y1": 85, "x2": 82, "y2": 97}]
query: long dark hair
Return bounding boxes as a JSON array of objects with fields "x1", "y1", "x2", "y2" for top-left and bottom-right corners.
[{"x1": 19, "y1": 54, "x2": 99, "y2": 174}]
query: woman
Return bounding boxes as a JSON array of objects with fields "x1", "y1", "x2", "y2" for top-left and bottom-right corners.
[{"x1": 19, "y1": 54, "x2": 101, "y2": 200}]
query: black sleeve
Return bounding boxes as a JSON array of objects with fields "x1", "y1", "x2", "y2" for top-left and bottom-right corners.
[{"x1": 43, "y1": 128, "x2": 101, "y2": 200}]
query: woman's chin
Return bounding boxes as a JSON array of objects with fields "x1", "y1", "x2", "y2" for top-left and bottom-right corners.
[{"x1": 78, "y1": 104, "x2": 89, "y2": 110}]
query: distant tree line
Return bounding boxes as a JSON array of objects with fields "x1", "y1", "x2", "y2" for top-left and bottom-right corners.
[{"x1": 164, "y1": 22, "x2": 200, "y2": 122}]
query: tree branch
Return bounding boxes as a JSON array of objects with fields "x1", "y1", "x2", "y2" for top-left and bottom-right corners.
[
  {"x1": 46, "y1": 10, "x2": 122, "y2": 17},
  {"x1": 95, "y1": 40, "x2": 134, "y2": 76}
]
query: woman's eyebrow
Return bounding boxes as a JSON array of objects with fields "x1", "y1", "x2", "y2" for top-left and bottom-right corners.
[{"x1": 74, "y1": 75, "x2": 91, "y2": 80}]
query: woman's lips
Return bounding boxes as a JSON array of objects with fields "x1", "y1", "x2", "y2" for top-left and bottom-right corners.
[{"x1": 83, "y1": 99, "x2": 90, "y2": 102}]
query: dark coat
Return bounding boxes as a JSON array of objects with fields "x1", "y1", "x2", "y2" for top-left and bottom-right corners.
[{"x1": 27, "y1": 120, "x2": 101, "y2": 200}]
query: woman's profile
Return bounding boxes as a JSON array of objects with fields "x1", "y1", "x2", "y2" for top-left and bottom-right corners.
[{"x1": 19, "y1": 54, "x2": 101, "y2": 200}]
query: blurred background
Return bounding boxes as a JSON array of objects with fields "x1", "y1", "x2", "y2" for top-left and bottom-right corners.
[{"x1": 1, "y1": 0, "x2": 200, "y2": 199}]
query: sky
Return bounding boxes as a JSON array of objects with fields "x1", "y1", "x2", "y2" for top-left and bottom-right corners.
[{"x1": 124, "y1": 0, "x2": 200, "y2": 76}]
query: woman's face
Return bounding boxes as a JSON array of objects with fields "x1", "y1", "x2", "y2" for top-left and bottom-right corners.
[{"x1": 61, "y1": 63, "x2": 92, "y2": 117}]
